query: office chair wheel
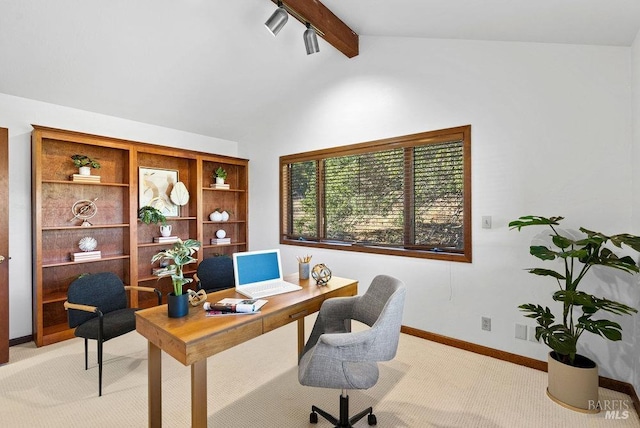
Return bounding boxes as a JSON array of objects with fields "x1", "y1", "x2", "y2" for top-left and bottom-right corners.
[
  {"x1": 368, "y1": 413, "x2": 377, "y2": 425},
  {"x1": 310, "y1": 412, "x2": 318, "y2": 424}
]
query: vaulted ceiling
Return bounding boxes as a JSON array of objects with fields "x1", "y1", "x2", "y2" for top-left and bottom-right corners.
[{"x1": 1, "y1": 1, "x2": 639, "y2": 142}]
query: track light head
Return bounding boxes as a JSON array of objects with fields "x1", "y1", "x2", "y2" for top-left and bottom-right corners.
[
  {"x1": 303, "y1": 22, "x2": 319, "y2": 55},
  {"x1": 265, "y1": 2, "x2": 288, "y2": 36}
]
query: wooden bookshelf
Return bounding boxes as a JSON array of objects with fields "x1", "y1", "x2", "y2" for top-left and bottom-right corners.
[{"x1": 32, "y1": 125, "x2": 248, "y2": 346}]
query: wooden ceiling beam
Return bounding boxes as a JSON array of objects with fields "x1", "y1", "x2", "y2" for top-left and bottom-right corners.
[{"x1": 270, "y1": 0, "x2": 359, "y2": 58}]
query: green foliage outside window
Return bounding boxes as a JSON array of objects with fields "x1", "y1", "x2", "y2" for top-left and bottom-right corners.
[{"x1": 281, "y1": 126, "x2": 471, "y2": 262}]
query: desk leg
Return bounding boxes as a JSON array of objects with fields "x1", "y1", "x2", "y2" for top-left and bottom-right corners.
[
  {"x1": 191, "y1": 359, "x2": 208, "y2": 428},
  {"x1": 148, "y1": 341, "x2": 162, "y2": 428},
  {"x1": 297, "y1": 318, "x2": 305, "y2": 357}
]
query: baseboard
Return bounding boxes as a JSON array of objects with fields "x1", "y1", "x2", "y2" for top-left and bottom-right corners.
[
  {"x1": 9, "y1": 335, "x2": 33, "y2": 347},
  {"x1": 401, "y1": 325, "x2": 640, "y2": 415}
]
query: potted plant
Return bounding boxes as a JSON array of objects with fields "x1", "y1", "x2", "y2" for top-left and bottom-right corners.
[
  {"x1": 214, "y1": 167, "x2": 227, "y2": 185},
  {"x1": 138, "y1": 205, "x2": 172, "y2": 236},
  {"x1": 151, "y1": 238, "x2": 201, "y2": 318},
  {"x1": 509, "y1": 215, "x2": 640, "y2": 412},
  {"x1": 71, "y1": 154, "x2": 101, "y2": 176}
]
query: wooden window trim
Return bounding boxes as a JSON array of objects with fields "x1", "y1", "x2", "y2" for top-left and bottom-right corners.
[{"x1": 280, "y1": 125, "x2": 472, "y2": 263}]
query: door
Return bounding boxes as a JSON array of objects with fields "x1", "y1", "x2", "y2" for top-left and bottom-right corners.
[{"x1": 0, "y1": 127, "x2": 8, "y2": 363}]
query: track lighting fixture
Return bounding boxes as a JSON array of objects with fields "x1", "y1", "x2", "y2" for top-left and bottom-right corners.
[
  {"x1": 265, "y1": 1, "x2": 288, "y2": 36},
  {"x1": 303, "y1": 22, "x2": 319, "y2": 55}
]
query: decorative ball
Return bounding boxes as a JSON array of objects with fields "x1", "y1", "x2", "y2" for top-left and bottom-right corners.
[
  {"x1": 216, "y1": 229, "x2": 226, "y2": 239},
  {"x1": 78, "y1": 236, "x2": 97, "y2": 252},
  {"x1": 311, "y1": 263, "x2": 332, "y2": 285}
]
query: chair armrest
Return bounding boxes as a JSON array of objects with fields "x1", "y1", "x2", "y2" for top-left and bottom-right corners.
[
  {"x1": 125, "y1": 285, "x2": 157, "y2": 293},
  {"x1": 125, "y1": 286, "x2": 162, "y2": 306},
  {"x1": 300, "y1": 296, "x2": 361, "y2": 360},
  {"x1": 315, "y1": 329, "x2": 377, "y2": 361},
  {"x1": 318, "y1": 296, "x2": 358, "y2": 333},
  {"x1": 64, "y1": 301, "x2": 98, "y2": 313},
  {"x1": 321, "y1": 329, "x2": 375, "y2": 348}
]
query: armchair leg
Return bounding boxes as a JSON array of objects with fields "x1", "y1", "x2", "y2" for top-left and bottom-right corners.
[
  {"x1": 97, "y1": 340, "x2": 103, "y2": 397},
  {"x1": 84, "y1": 338, "x2": 88, "y2": 370}
]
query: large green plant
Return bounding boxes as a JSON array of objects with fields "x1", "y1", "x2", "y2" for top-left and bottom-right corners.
[
  {"x1": 151, "y1": 238, "x2": 201, "y2": 296},
  {"x1": 509, "y1": 215, "x2": 640, "y2": 366}
]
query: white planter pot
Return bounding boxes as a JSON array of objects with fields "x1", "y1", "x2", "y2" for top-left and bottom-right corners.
[
  {"x1": 215, "y1": 177, "x2": 225, "y2": 185},
  {"x1": 79, "y1": 166, "x2": 91, "y2": 176},
  {"x1": 547, "y1": 351, "x2": 600, "y2": 413},
  {"x1": 160, "y1": 225, "x2": 172, "y2": 237}
]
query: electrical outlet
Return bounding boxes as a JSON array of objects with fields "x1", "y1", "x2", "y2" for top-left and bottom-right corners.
[
  {"x1": 515, "y1": 323, "x2": 527, "y2": 340},
  {"x1": 481, "y1": 317, "x2": 491, "y2": 331}
]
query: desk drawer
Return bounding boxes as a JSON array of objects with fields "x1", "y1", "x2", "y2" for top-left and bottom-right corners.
[{"x1": 263, "y1": 299, "x2": 322, "y2": 333}]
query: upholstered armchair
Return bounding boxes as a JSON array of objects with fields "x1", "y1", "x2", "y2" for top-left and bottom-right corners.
[{"x1": 64, "y1": 272, "x2": 161, "y2": 396}]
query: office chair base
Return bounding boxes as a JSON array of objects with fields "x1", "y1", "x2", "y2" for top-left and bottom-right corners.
[{"x1": 310, "y1": 394, "x2": 377, "y2": 427}]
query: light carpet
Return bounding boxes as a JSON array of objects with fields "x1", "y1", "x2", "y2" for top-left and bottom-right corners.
[{"x1": 1, "y1": 319, "x2": 638, "y2": 427}]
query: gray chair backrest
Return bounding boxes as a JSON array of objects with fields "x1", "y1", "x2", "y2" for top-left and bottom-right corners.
[
  {"x1": 67, "y1": 272, "x2": 127, "y2": 328},
  {"x1": 353, "y1": 274, "x2": 406, "y2": 361}
]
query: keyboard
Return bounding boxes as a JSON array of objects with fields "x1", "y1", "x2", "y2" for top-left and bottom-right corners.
[{"x1": 236, "y1": 281, "x2": 302, "y2": 299}]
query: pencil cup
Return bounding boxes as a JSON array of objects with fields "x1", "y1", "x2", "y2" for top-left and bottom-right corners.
[{"x1": 299, "y1": 262, "x2": 310, "y2": 280}]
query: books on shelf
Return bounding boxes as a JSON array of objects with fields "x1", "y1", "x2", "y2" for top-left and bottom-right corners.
[
  {"x1": 211, "y1": 238, "x2": 231, "y2": 245},
  {"x1": 204, "y1": 298, "x2": 267, "y2": 316},
  {"x1": 153, "y1": 236, "x2": 179, "y2": 243},
  {"x1": 71, "y1": 250, "x2": 102, "y2": 261},
  {"x1": 71, "y1": 174, "x2": 101, "y2": 183},
  {"x1": 209, "y1": 183, "x2": 230, "y2": 189}
]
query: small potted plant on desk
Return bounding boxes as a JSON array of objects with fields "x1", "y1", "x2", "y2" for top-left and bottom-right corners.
[
  {"x1": 509, "y1": 215, "x2": 640, "y2": 412},
  {"x1": 71, "y1": 154, "x2": 101, "y2": 176},
  {"x1": 151, "y1": 238, "x2": 201, "y2": 318}
]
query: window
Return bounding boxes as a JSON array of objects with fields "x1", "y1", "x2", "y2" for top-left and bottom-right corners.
[{"x1": 280, "y1": 125, "x2": 471, "y2": 262}]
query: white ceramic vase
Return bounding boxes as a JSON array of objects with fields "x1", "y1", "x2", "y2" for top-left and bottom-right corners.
[
  {"x1": 221, "y1": 210, "x2": 230, "y2": 221},
  {"x1": 210, "y1": 211, "x2": 223, "y2": 222},
  {"x1": 160, "y1": 225, "x2": 172, "y2": 237}
]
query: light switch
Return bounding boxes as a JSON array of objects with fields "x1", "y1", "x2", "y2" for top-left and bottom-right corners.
[{"x1": 482, "y1": 216, "x2": 492, "y2": 229}]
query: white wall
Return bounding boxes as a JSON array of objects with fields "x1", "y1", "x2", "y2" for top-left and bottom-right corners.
[
  {"x1": 631, "y1": 30, "x2": 640, "y2": 396},
  {"x1": 0, "y1": 93, "x2": 239, "y2": 339},
  {"x1": 243, "y1": 36, "x2": 640, "y2": 388}
]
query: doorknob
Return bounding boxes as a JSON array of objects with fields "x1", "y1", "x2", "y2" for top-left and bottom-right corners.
[{"x1": 0, "y1": 255, "x2": 4, "y2": 264}]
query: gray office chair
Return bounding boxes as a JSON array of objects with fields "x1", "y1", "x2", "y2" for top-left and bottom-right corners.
[
  {"x1": 298, "y1": 274, "x2": 406, "y2": 427},
  {"x1": 194, "y1": 255, "x2": 235, "y2": 293}
]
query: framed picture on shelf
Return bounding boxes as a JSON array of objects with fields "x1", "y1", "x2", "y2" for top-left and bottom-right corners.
[{"x1": 139, "y1": 167, "x2": 180, "y2": 217}]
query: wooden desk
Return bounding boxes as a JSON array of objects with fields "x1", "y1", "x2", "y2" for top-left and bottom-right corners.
[{"x1": 135, "y1": 274, "x2": 358, "y2": 428}]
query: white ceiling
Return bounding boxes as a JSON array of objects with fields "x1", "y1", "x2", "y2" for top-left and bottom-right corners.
[{"x1": 1, "y1": 1, "x2": 639, "y2": 142}]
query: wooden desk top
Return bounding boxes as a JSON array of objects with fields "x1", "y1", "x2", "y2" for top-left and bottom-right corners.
[{"x1": 135, "y1": 274, "x2": 358, "y2": 365}]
